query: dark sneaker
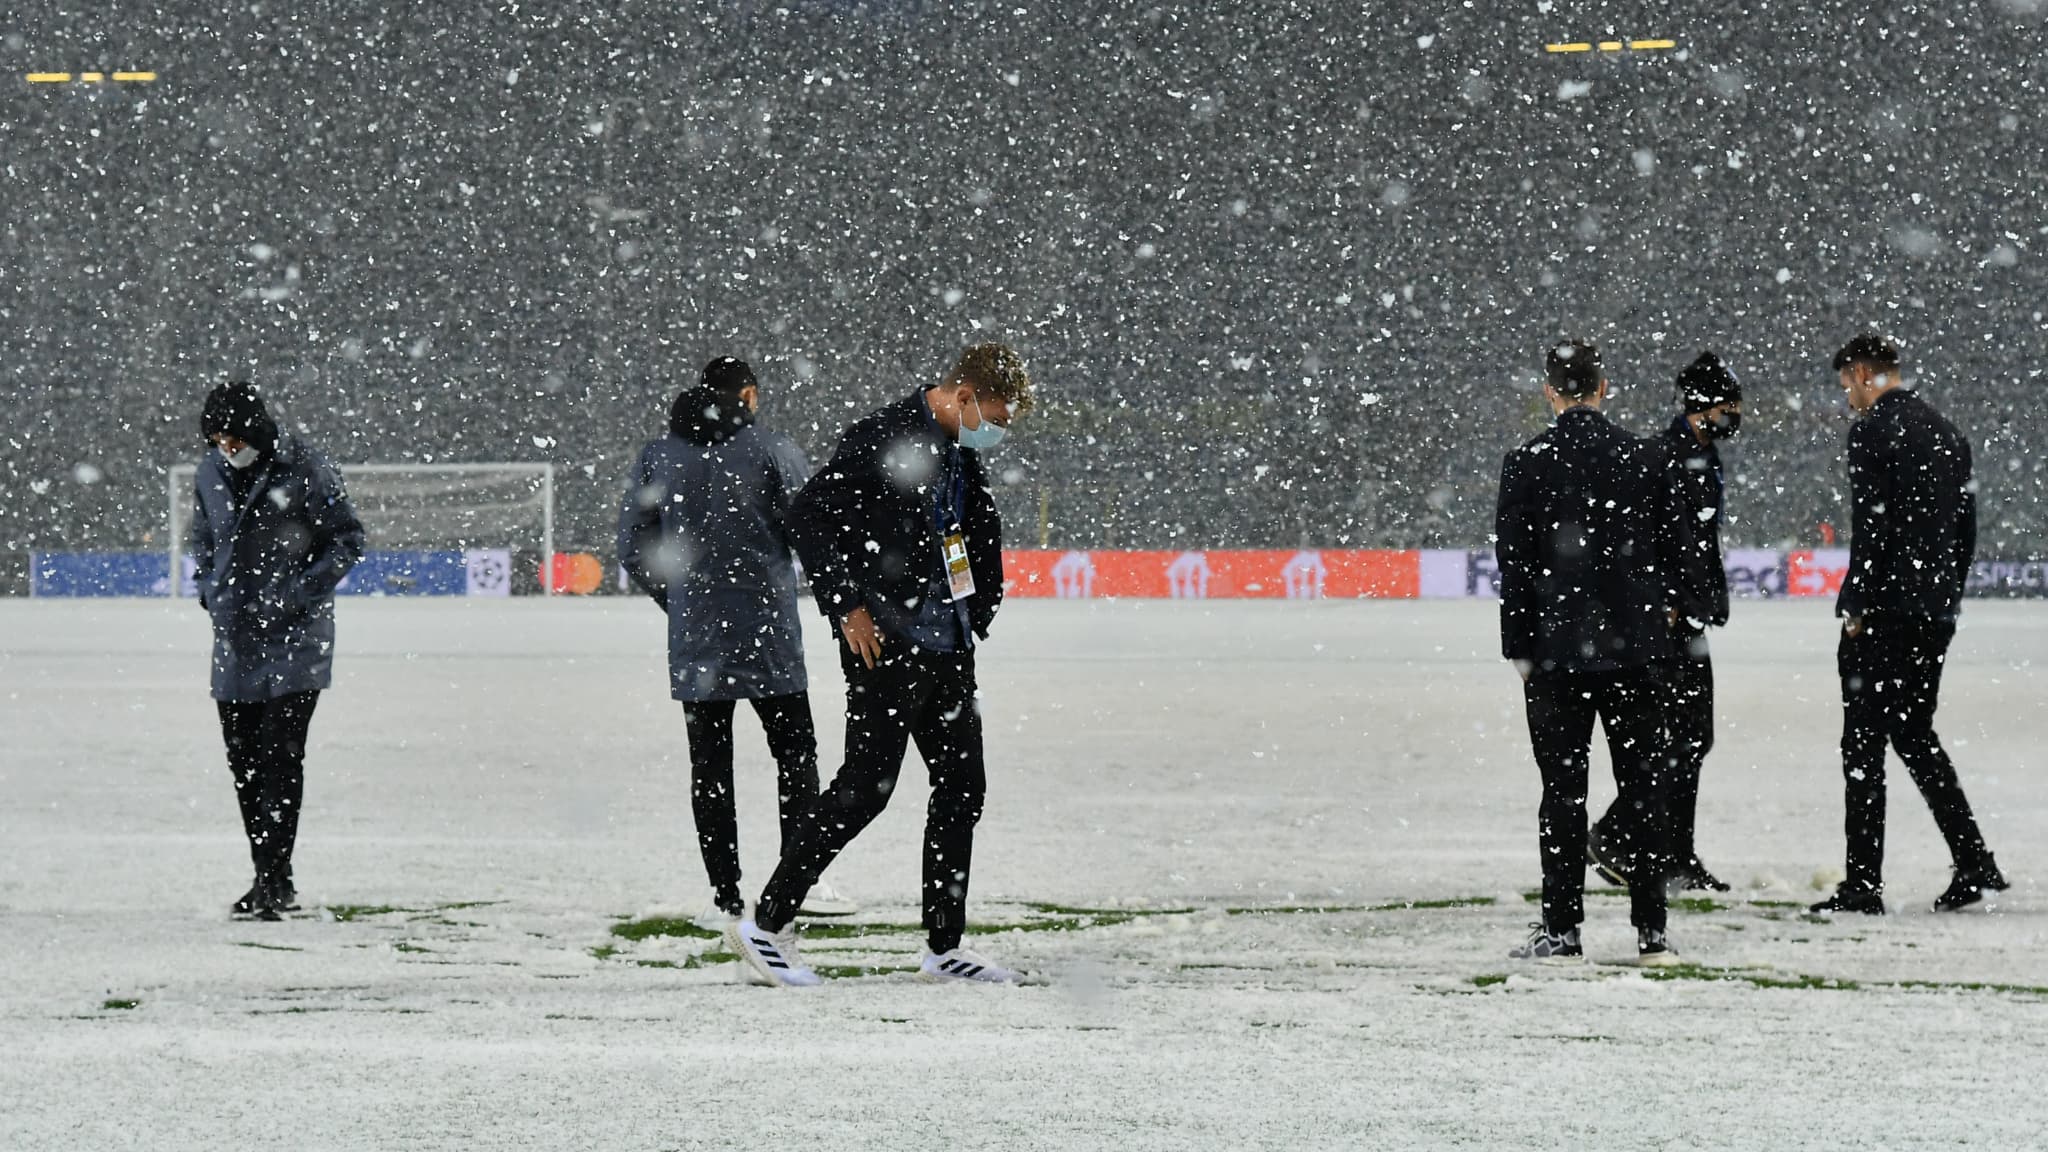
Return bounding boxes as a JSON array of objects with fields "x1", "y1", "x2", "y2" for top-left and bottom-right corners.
[
  {"x1": 1672, "y1": 858, "x2": 1733, "y2": 893},
  {"x1": 231, "y1": 884, "x2": 264, "y2": 918},
  {"x1": 1509, "y1": 922, "x2": 1584, "y2": 964},
  {"x1": 1808, "y1": 884, "x2": 1886, "y2": 916},
  {"x1": 1933, "y1": 859, "x2": 2010, "y2": 912},
  {"x1": 1637, "y1": 927, "x2": 1680, "y2": 967},
  {"x1": 1586, "y1": 826, "x2": 1631, "y2": 889}
]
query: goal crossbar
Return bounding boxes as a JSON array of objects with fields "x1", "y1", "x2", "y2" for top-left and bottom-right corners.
[{"x1": 166, "y1": 461, "x2": 556, "y2": 596}]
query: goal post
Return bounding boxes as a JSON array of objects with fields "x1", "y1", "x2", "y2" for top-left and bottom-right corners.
[{"x1": 167, "y1": 461, "x2": 556, "y2": 597}]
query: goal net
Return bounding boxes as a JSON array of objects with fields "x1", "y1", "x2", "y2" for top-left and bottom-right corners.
[{"x1": 167, "y1": 461, "x2": 555, "y2": 597}]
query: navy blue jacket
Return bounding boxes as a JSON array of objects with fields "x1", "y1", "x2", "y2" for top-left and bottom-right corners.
[
  {"x1": 1836, "y1": 389, "x2": 1977, "y2": 622},
  {"x1": 790, "y1": 393, "x2": 1005, "y2": 646},
  {"x1": 617, "y1": 413, "x2": 813, "y2": 701},
  {"x1": 189, "y1": 436, "x2": 365, "y2": 701},
  {"x1": 1495, "y1": 407, "x2": 1681, "y2": 675}
]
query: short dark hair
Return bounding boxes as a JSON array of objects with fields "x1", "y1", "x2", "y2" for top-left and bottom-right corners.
[
  {"x1": 1544, "y1": 339, "x2": 1602, "y2": 397},
  {"x1": 700, "y1": 356, "x2": 757, "y2": 404},
  {"x1": 1832, "y1": 332, "x2": 1900, "y2": 373}
]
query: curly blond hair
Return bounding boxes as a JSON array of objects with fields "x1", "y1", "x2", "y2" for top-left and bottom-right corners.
[{"x1": 945, "y1": 343, "x2": 1035, "y2": 415}]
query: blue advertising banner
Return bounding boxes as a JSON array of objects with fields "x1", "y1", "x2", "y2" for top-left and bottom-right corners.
[{"x1": 28, "y1": 551, "x2": 508, "y2": 598}]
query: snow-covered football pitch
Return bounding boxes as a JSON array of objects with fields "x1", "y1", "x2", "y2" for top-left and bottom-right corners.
[{"x1": 3, "y1": 597, "x2": 2044, "y2": 1150}]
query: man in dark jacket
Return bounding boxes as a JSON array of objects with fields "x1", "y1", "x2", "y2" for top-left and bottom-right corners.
[
  {"x1": 617, "y1": 357, "x2": 854, "y2": 923},
  {"x1": 1589, "y1": 352, "x2": 1742, "y2": 893},
  {"x1": 1811, "y1": 334, "x2": 2007, "y2": 915},
  {"x1": 729, "y1": 344, "x2": 1032, "y2": 987},
  {"x1": 1496, "y1": 339, "x2": 1682, "y2": 966},
  {"x1": 190, "y1": 382, "x2": 365, "y2": 920}
]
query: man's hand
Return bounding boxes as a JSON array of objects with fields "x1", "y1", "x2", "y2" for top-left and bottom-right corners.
[
  {"x1": 841, "y1": 606, "x2": 883, "y2": 669},
  {"x1": 1511, "y1": 659, "x2": 1534, "y2": 683},
  {"x1": 1843, "y1": 615, "x2": 1865, "y2": 639}
]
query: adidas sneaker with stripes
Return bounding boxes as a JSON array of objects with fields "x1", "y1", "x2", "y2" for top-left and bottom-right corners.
[{"x1": 729, "y1": 918, "x2": 821, "y2": 987}]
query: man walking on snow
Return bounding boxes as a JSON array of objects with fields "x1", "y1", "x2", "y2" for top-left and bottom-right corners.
[
  {"x1": 1496, "y1": 340, "x2": 1684, "y2": 967},
  {"x1": 729, "y1": 343, "x2": 1033, "y2": 987},
  {"x1": 1588, "y1": 351, "x2": 1744, "y2": 894},
  {"x1": 618, "y1": 356, "x2": 856, "y2": 925},
  {"x1": 1810, "y1": 333, "x2": 2007, "y2": 916}
]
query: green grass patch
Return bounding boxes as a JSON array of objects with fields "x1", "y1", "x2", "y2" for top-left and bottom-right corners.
[
  {"x1": 1638, "y1": 963, "x2": 1858, "y2": 992},
  {"x1": 1367, "y1": 897, "x2": 1497, "y2": 912},
  {"x1": 589, "y1": 945, "x2": 621, "y2": 962},
  {"x1": 1669, "y1": 897, "x2": 1732, "y2": 914},
  {"x1": 813, "y1": 963, "x2": 919, "y2": 980},
  {"x1": 1748, "y1": 899, "x2": 1803, "y2": 909},
  {"x1": 608, "y1": 916, "x2": 722, "y2": 943},
  {"x1": 234, "y1": 941, "x2": 303, "y2": 952},
  {"x1": 1225, "y1": 904, "x2": 1383, "y2": 917},
  {"x1": 1023, "y1": 901, "x2": 1194, "y2": 919},
  {"x1": 1470, "y1": 973, "x2": 1509, "y2": 988},
  {"x1": 392, "y1": 941, "x2": 433, "y2": 954},
  {"x1": 799, "y1": 921, "x2": 929, "y2": 939},
  {"x1": 326, "y1": 904, "x2": 417, "y2": 922},
  {"x1": 1889, "y1": 979, "x2": 2048, "y2": 998},
  {"x1": 101, "y1": 998, "x2": 139, "y2": 1011}
]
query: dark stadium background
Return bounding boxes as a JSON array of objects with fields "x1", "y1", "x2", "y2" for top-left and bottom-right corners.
[{"x1": 3, "y1": 2, "x2": 2043, "y2": 592}]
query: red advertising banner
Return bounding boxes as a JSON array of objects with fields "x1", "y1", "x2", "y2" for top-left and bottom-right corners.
[
  {"x1": 1786, "y1": 549, "x2": 1850, "y2": 598},
  {"x1": 1002, "y1": 550, "x2": 1420, "y2": 600}
]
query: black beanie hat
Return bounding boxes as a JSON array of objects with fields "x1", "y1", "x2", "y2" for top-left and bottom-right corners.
[
  {"x1": 1677, "y1": 352, "x2": 1741, "y2": 413},
  {"x1": 701, "y1": 356, "x2": 757, "y2": 402},
  {"x1": 199, "y1": 381, "x2": 278, "y2": 447}
]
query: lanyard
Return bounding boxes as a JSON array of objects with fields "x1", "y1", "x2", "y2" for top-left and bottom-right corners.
[{"x1": 932, "y1": 451, "x2": 966, "y2": 535}]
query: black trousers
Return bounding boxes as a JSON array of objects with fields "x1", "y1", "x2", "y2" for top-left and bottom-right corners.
[
  {"x1": 1595, "y1": 645, "x2": 1713, "y2": 866},
  {"x1": 757, "y1": 646, "x2": 985, "y2": 954},
  {"x1": 681, "y1": 692, "x2": 820, "y2": 912},
  {"x1": 217, "y1": 691, "x2": 320, "y2": 888},
  {"x1": 1838, "y1": 615, "x2": 1991, "y2": 891},
  {"x1": 1523, "y1": 668, "x2": 1670, "y2": 932}
]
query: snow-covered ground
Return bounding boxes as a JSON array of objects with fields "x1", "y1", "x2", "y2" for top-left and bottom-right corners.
[{"x1": 3, "y1": 598, "x2": 2044, "y2": 1150}]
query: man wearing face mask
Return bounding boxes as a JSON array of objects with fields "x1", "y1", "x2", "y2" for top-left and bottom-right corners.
[
  {"x1": 1588, "y1": 352, "x2": 1742, "y2": 894},
  {"x1": 190, "y1": 381, "x2": 365, "y2": 920},
  {"x1": 1810, "y1": 333, "x2": 2006, "y2": 916},
  {"x1": 616, "y1": 356, "x2": 857, "y2": 925},
  {"x1": 729, "y1": 343, "x2": 1033, "y2": 987}
]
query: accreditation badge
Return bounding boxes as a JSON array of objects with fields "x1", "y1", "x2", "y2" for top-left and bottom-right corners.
[{"x1": 944, "y1": 533, "x2": 976, "y2": 601}]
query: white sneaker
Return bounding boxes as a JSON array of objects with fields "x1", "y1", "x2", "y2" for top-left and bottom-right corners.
[
  {"x1": 728, "y1": 918, "x2": 821, "y2": 988},
  {"x1": 798, "y1": 879, "x2": 859, "y2": 918},
  {"x1": 919, "y1": 946, "x2": 1021, "y2": 985}
]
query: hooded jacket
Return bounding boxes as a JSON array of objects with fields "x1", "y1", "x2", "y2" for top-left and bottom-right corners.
[
  {"x1": 617, "y1": 390, "x2": 815, "y2": 701},
  {"x1": 189, "y1": 433, "x2": 366, "y2": 701}
]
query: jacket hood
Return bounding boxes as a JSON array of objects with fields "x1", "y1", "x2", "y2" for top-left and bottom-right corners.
[
  {"x1": 670, "y1": 386, "x2": 755, "y2": 446},
  {"x1": 200, "y1": 382, "x2": 280, "y2": 453}
]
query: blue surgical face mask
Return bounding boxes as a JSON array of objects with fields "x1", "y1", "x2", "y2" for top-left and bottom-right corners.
[
  {"x1": 223, "y1": 443, "x2": 261, "y2": 470},
  {"x1": 956, "y1": 396, "x2": 1006, "y2": 451}
]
